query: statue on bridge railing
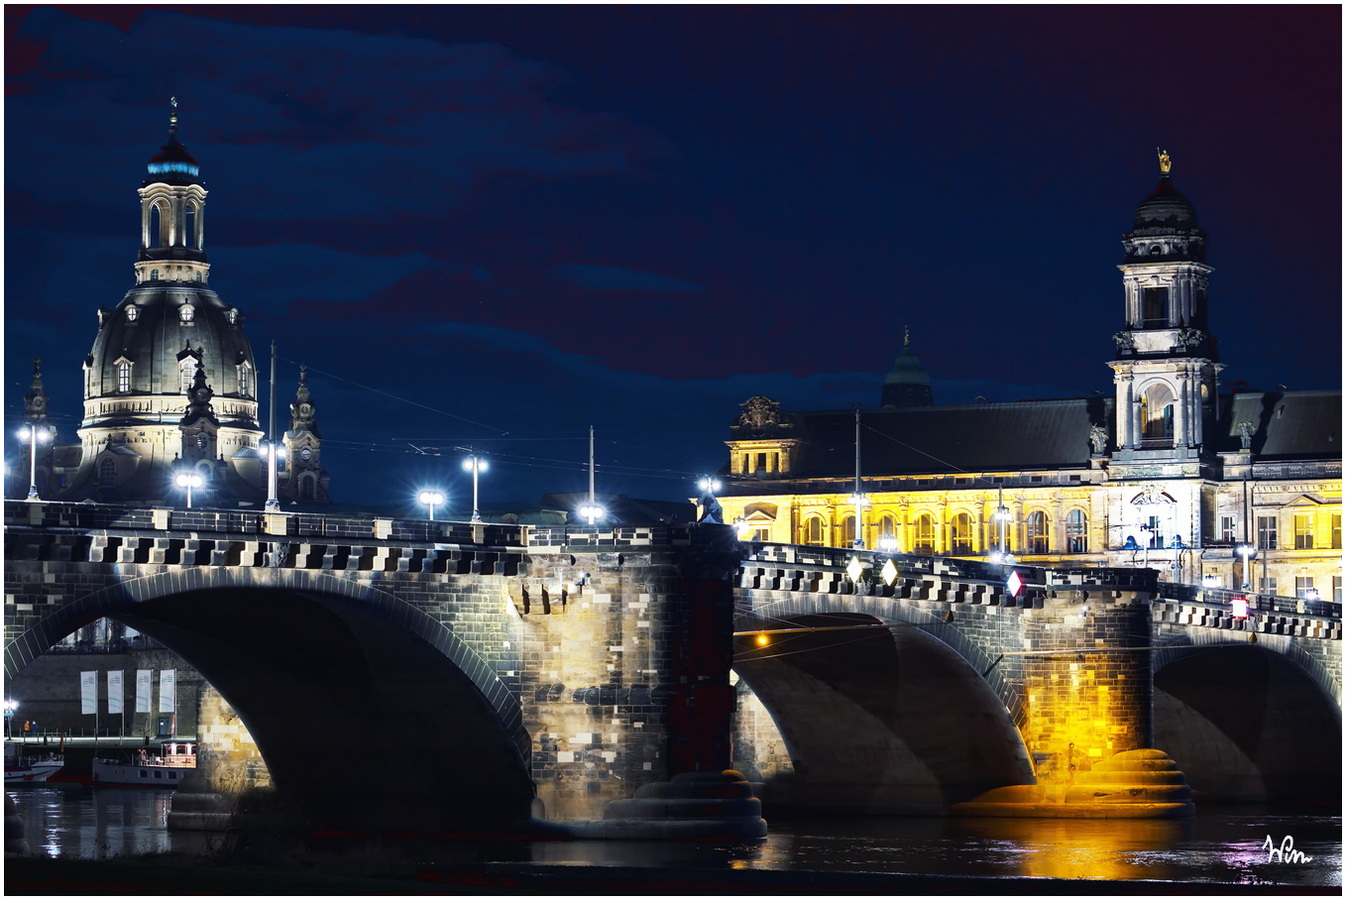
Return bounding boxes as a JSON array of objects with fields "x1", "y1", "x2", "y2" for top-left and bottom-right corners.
[{"x1": 696, "y1": 488, "x2": 724, "y2": 525}]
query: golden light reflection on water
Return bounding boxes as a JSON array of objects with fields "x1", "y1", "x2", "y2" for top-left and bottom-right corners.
[{"x1": 954, "y1": 816, "x2": 1189, "y2": 880}]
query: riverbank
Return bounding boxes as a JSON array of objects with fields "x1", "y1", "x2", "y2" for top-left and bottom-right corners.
[{"x1": 6, "y1": 856, "x2": 1339, "y2": 895}]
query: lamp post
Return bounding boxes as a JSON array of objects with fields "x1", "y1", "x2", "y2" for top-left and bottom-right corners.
[
  {"x1": 850, "y1": 407, "x2": 868, "y2": 548},
  {"x1": 264, "y1": 441, "x2": 286, "y2": 511},
  {"x1": 579, "y1": 425, "x2": 605, "y2": 525},
  {"x1": 174, "y1": 472, "x2": 203, "y2": 508},
  {"x1": 461, "y1": 454, "x2": 488, "y2": 522},
  {"x1": 1234, "y1": 541, "x2": 1255, "y2": 591},
  {"x1": 1169, "y1": 534, "x2": 1185, "y2": 584},
  {"x1": 4, "y1": 699, "x2": 16, "y2": 739},
  {"x1": 18, "y1": 424, "x2": 51, "y2": 501},
  {"x1": 991, "y1": 486, "x2": 1011, "y2": 563},
  {"x1": 418, "y1": 490, "x2": 444, "y2": 521},
  {"x1": 878, "y1": 535, "x2": 899, "y2": 554}
]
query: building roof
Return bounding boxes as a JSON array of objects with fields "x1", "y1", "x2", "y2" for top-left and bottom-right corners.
[
  {"x1": 745, "y1": 398, "x2": 1114, "y2": 483},
  {"x1": 1215, "y1": 390, "x2": 1342, "y2": 459}
]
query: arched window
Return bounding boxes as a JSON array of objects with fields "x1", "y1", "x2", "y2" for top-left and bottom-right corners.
[
  {"x1": 184, "y1": 202, "x2": 198, "y2": 249},
  {"x1": 801, "y1": 516, "x2": 824, "y2": 546},
  {"x1": 125, "y1": 305, "x2": 139, "y2": 322},
  {"x1": 1027, "y1": 511, "x2": 1049, "y2": 554},
  {"x1": 179, "y1": 303, "x2": 195, "y2": 323},
  {"x1": 98, "y1": 458, "x2": 117, "y2": 487},
  {"x1": 840, "y1": 515, "x2": 857, "y2": 547},
  {"x1": 237, "y1": 362, "x2": 251, "y2": 397},
  {"x1": 949, "y1": 512, "x2": 973, "y2": 555},
  {"x1": 150, "y1": 201, "x2": 169, "y2": 248},
  {"x1": 116, "y1": 360, "x2": 132, "y2": 393},
  {"x1": 913, "y1": 514, "x2": 935, "y2": 555},
  {"x1": 1066, "y1": 509, "x2": 1088, "y2": 553},
  {"x1": 1141, "y1": 384, "x2": 1175, "y2": 442},
  {"x1": 179, "y1": 358, "x2": 198, "y2": 394},
  {"x1": 150, "y1": 269, "x2": 159, "y2": 281},
  {"x1": 876, "y1": 514, "x2": 897, "y2": 550}
]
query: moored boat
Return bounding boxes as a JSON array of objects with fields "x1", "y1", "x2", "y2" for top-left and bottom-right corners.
[
  {"x1": 92, "y1": 741, "x2": 197, "y2": 788},
  {"x1": 5, "y1": 741, "x2": 65, "y2": 784}
]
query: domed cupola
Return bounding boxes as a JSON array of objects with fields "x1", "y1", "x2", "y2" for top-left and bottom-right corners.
[
  {"x1": 68, "y1": 101, "x2": 264, "y2": 506},
  {"x1": 1122, "y1": 149, "x2": 1207, "y2": 264},
  {"x1": 880, "y1": 327, "x2": 934, "y2": 408},
  {"x1": 144, "y1": 103, "x2": 201, "y2": 188},
  {"x1": 136, "y1": 97, "x2": 210, "y2": 286}
]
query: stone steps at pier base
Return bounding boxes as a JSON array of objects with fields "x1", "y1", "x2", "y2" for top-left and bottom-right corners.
[
  {"x1": 948, "y1": 749, "x2": 1196, "y2": 819},
  {"x1": 166, "y1": 771, "x2": 235, "y2": 831},
  {"x1": 564, "y1": 770, "x2": 768, "y2": 841}
]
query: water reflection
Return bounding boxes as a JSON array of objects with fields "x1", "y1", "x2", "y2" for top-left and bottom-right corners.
[
  {"x1": 952, "y1": 816, "x2": 1190, "y2": 880},
  {"x1": 10, "y1": 786, "x2": 172, "y2": 859},
  {"x1": 7, "y1": 787, "x2": 1340, "y2": 888}
]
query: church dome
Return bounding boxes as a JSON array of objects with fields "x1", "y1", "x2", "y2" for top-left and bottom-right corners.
[
  {"x1": 1132, "y1": 176, "x2": 1198, "y2": 230},
  {"x1": 86, "y1": 286, "x2": 256, "y2": 411},
  {"x1": 881, "y1": 328, "x2": 934, "y2": 408}
]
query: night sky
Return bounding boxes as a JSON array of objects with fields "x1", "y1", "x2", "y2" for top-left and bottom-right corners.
[{"x1": 5, "y1": 5, "x2": 1341, "y2": 514}]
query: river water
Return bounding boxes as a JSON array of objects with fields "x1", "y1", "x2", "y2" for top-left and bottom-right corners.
[{"x1": 7, "y1": 785, "x2": 1340, "y2": 889}]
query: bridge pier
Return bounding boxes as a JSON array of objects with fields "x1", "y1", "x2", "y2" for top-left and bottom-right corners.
[{"x1": 956, "y1": 583, "x2": 1195, "y2": 817}]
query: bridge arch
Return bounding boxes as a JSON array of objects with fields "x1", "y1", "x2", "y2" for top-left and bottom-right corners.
[
  {"x1": 8, "y1": 567, "x2": 535, "y2": 832},
  {"x1": 1152, "y1": 632, "x2": 1342, "y2": 804},
  {"x1": 733, "y1": 593, "x2": 1033, "y2": 813}
]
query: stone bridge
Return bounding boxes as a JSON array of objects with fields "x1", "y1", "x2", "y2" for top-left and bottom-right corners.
[{"x1": 4, "y1": 501, "x2": 1340, "y2": 832}]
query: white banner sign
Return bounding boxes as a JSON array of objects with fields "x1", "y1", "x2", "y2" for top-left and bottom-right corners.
[
  {"x1": 135, "y1": 670, "x2": 153, "y2": 713},
  {"x1": 158, "y1": 669, "x2": 176, "y2": 714},
  {"x1": 80, "y1": 671, "x2": 97, "y2": 715},
  {"x1": 107, "y1": 670, "x2": 124, "y2": 715}
]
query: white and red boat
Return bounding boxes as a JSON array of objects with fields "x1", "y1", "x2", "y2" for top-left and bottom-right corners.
[
  {"x1": 5, "y1": 741, "x2": 66, "y2": 784},
  {"x1": 92, "y1": 741, "x2": 197, "y2": 788}
]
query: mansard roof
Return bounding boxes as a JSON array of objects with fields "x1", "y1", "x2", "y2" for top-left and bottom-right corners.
[
  {"x1": 1214, "y1": 390, "x2": 1342, "y2": 460},
  {"x1": 751, "y1": 398, "x2": 1114, "y2": 480}
]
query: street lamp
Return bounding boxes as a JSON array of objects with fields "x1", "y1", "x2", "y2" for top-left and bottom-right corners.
[
  {"x1": 1234, "y1": 542, "x2": 1255, "y2": 591},
  {"x1": 578, "y1": 425, "x2": 605, "y2": 525},
  {"x1": 461, "y1": 454, "x2": 489, "y2": 522},
  {"x1": 4, "y1": 699, "x2": 16, "y2": 739},
  {"x1": 264, "y1": 441, "x2": 286, "y2": 511},
  {"x1": 17, "y1": 424, "x2": 51, "y2": 501},
  {"x1": 174, "y1": 471, "x2": 203, "y2": 508},
  {"x1": 991, "y1": 487, "x2": 1011, "y2": 562},
  {"x1": 878, "y1": 535, "x2": 899, "y2": 554},
  {"x1": 1169, "y1": 534, "x2": 1185, "y2": 584},
  {"x1": 418, "y1": 490, "x2": 444, "y2": 521}
]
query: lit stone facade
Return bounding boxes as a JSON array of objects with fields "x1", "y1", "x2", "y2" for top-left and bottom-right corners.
[{"x1": 718, "y1": 155, "x2": 1342, "y2": 603}]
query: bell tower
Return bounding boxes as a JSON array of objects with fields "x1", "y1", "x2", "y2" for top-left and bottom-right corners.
[{"x1": 1107, "y1": 150, "x2": 1222, "y2": 467}]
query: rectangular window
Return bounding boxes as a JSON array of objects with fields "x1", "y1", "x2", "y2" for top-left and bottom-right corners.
[
  {"x1": 1257, "y1": 515, "x2": 1277, "y2": 550},
  {"x1": 1142, "y1": 286, "x2": 1169, "y2": 325},
  {"x1": 750, "y1": 527, "x2": 770, "y2": 543},
  {"x1": 756, "y1": 452, "x2": 768, "y2": 473},
  {"x1": 1295, "y1": 576, "x2": 1316, "y2": 599},
  {"x1": 1258, "y1": 576, "x2": 1277, "y2": 596},
  {"x1": 1332, "y1": 514, "x2": 1341, "y2": 549},
  {"x1": 1147, "y1": 516, "x2": 1164, "y2": 549},
  {"x1": 1218, "y1": 515, "x2": 1236, "y2": 544},
  {"x1": 1333, "y1": 576, "x2": 1342, "y2": 604},
  {"x1": 1294, "y1": 515, "x2": 1314, "y2": 550}
]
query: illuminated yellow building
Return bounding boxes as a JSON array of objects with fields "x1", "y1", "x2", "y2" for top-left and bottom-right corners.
[{"x1": 718, "y1": 155, "x2": 1342, "y2": 602}]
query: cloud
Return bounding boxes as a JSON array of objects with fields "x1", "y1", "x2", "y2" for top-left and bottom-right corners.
[
  {"x1": 555, "y1": 264, "x2": 705, "y2": 293},
  {"x1": 217, "y1": 242, "x2": 442, "y2": 306},
  {"x1": 8, "y1": 8, "x2": 674, "y2": 225}
]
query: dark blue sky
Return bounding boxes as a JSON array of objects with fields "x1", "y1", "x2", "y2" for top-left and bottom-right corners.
[{"x1": 5, "y1": 5, "x2": 1341, "y2": 513}]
